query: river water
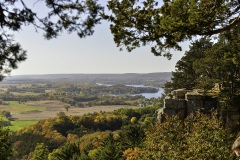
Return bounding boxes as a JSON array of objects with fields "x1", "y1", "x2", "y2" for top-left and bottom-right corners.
[
  {"x1": 126, "y1": 84, "x2": 164, "y2": 99},
  {"x1": 134, "y1": 88, "x2": 164, "y2": 99},
  {"x1": 96, "y1": 83, "x2": 164, "y2": 99}
]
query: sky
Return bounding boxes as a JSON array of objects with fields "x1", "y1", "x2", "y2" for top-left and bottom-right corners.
[{"x1": 10, "y1": 1, "x2": 188, "y2": 76}]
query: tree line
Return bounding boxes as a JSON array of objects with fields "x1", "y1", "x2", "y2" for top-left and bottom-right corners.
[{"x1": 0, "y1": 83, "x2": 159, "y2": 107}]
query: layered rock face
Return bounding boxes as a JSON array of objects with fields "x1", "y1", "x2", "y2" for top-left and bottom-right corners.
[
  {"x1": 157, "y1": 89, "x2": 218, "y2": 122},
  {"x1": 157, "y1": 89, "x2": 240, "y2": 131},
  {"x1": 220, "y1": 102, "x2": 240, "y2": 131}
]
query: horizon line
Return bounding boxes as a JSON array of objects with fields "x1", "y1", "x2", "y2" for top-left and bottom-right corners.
[{"x1": 9, "y1": 72, "x2": 172, "y2": 76}]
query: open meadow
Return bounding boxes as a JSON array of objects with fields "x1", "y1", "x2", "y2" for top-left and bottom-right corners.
[
  {"x1": 7, "y1": 120, "x2": 39, "y2": 131},
  {"x1": 0, "y1": 101, "x2": 45, "y2": 114},
  {"x1": 0, "y1": 100, "x2": 139, "y2": 131},
  {"x1": 1, "y1": 100, "x2": 139, "y2": 120}
]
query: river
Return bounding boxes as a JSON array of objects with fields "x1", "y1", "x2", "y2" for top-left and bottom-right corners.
[{"x1": 96, "y1": 83, "x2": 164, "y2": 99}]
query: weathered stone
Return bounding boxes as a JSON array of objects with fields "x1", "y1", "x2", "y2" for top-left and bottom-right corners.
[
  {"x1": 187, "y1": 100, "x2": 204, "y2": 115},
  {"x1": 165, "y1": 95, "x2": 173, "y2": 99},
  {"x1": 156, "y1": 108, "x2": 176, "y2": 122},
  {"x1": 205, "y1": 100, "x2": 218, "y2": 111},
  {"x1": 225, "y1": 112, "x2": 240, "y2": 131},
  {"x1": 171, "y1": 89, "x2": 188, "y2": 99},
  {"x1": 164, "y1": 99, "x2": 186, "y2": 109},
  {"x1": 156, "y1": 107, "x2": 186, "y2": 122},
  {"x1": 174, "y1": 99, "x2": 186, "y2": 109},
  {"x1": 164, "y1": 98, "x2": 176, "y2": 108},
  {"x1": 157, "y1": 88, "x2": 240, "y2": 131},
  {"x1": 156, "y1": 108, "x2": 164, "y2": 122},
  {"x1": 176, "y1": 108, "x2": 186, "y2": 120},
  {"x1": 185, "y1": 92, "x2": 203, "y2": 100},
  {"x1": 157, "y1": 89, "x2": 218, "y2": 122}
]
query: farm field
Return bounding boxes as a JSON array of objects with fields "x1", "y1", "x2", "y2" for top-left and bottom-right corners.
[
  {"x1": 3, "y1": 100, "x2": 139, "y2": 120},
  {"x1": 1, "y1": 115, "x2": 38, "y2": 131},
  {"x1": 8, "y1": 120, "x2": 39, "y2": 131},
  {"x1": 0, "y1": 101, "x2": 45, "y2": 114}
]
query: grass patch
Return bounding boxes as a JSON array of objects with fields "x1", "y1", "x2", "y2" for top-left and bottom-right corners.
[
  {"x1": 7, "y1": 120, "x2": 39, "y2": 131},
  {"x1": 0, "y1": 101, "x2": 45, "y2": 114},
  {"x1": 0, "y1": 115, "x2": 8, "y2": 121}
]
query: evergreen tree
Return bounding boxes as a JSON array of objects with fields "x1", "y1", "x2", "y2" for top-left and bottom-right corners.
[
  {"x1": 96, "y1": 133, "x2": 122, "y2": 160},
  {"x1": 29, "y1": 143, "x2": 49, "y2": 160},
  {"x1": 118, "y1": 124, "x2": 145, "y2": 150},
  {"x1": 48, "y1": 142, "x2": 80, "y2": 160},
  {"x1": 193, "y1": 25, "x2": 240, "y2": 101},
  {"x1": 0, "y1": 125, "x2": 12, "y2": 160},
  {"x1": 168, "y1": 37, "x2": 213, "y2": 90},
  {"x1": 167, "y1": 24, "x2": 240, "y2": 108}
]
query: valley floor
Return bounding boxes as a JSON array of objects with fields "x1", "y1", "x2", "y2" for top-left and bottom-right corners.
[{"x1": 9, "y1": 100, "x2": 139, "y2": 120}]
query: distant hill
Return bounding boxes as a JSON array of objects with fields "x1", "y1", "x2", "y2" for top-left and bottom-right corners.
[{"x1": 1, "y1": 72, "x2": 172, "y2": 87}]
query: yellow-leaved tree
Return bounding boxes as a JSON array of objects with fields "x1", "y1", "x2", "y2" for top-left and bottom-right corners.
[{"x1": 124, "y1": 112, "x2": 235, "y2": 160}]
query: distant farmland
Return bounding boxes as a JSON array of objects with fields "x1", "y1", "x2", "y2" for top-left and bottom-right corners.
[{"x1": 9, "y1": 100, "x2": 139, "y2": 120}]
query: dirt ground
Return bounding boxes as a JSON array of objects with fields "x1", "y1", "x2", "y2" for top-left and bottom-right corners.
[{"x1": 11, "y1": 100, "x2": 139, "y2": 120}]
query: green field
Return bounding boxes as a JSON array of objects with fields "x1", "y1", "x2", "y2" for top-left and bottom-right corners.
[
  {"x1": 0, "y1": 101, "x2": 43, "y2": 131},
  {"x1": 7, "y1": 120, "x2": 39, "y2": 131},
  {"x1": 0, "y1": 100, "x2": 139, "y2": 131},
  {"x1": 0, "y1": 115, "x2": 8, "y2": 121},
  {"x1": 1, "y1": 115, "x2": 38, "y2": 131},
  {"x1": 0, "y1": 101, "x2": 45, "y2": 114}
]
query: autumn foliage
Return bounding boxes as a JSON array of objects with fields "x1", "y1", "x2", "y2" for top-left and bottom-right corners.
[{"x1": 8, "y1": 107, "x2": 237, "y2": 159}]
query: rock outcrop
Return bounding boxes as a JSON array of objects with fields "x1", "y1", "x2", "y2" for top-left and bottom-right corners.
[
  {"x1": 156, "y1": 89, "x2": 240, "y2": 131},
  {"x1": 157, "y1": 89, "x2": 218, "y2": 122}
]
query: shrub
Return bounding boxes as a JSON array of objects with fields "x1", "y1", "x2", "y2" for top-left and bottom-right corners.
[{"x1": 128, "y1": 112, "x2": 235, "y2": 159}]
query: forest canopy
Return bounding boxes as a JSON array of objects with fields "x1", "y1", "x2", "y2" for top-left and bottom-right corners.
[{"x1": 105, "y1": 0, "x2": 240, "y2": 57}]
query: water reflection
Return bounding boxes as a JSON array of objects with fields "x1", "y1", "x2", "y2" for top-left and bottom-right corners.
[{"x1": 96, "y1": 83, "x2": 164, "y2": 99}]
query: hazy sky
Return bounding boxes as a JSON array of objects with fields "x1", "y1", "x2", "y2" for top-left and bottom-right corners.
[{"x1": 10, "y1": 1, "x2": 189, "y2": 75}]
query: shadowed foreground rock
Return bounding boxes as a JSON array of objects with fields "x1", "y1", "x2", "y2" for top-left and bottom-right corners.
[
  {"x1": 157, "y1": 89, "x2": 218, "y2": 122},
  {"x1": 157, "y1": 89, "x2": 240, "y2": 131}
]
